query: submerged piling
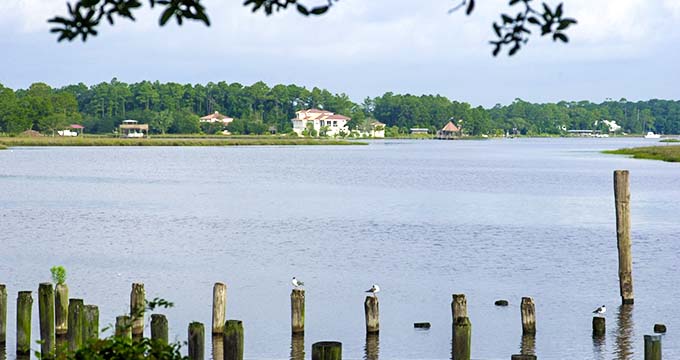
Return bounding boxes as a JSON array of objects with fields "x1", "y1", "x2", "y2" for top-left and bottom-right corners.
[
  {"x1": 83, "y1": 305, "x2": 99, "y2": 342},
  {"x1": 312, "y1": 341, "x2": 342, "y2": 360},
  {"x1": 644, "y1": 335, "x2": 662, "y2": 360},
  {"x1": 451, "y1": 293, "x2": 471, "y2": 360},
  {"x1": 55, "y1": 283, "x2": 69, "y2": 336},
  {"x1": 592, "y1": 316, "x2": 606, "y2": 337},
  {"x1": 188, "y1": 322, "x2": 205, "y2": 360},
  {"x1": 614, "y1": 170, "x2": 634, "y2": 304},
  {"x1": 130, "y1": 283, "x2": 145, "y2": 340},
  {"x1": 511, "y1": 355, "x2": 537, "y2": 360},
  {"x1": 213, "y1": 283, "x2": 227, "y2": 334},
  {"x1": 521, "y1": 297, "x2": 536, "y2": 335},
  {"x1": 223, "y1": 320, "x2": 244, "y2": 360},
  {"x1": 67, "y1": 299, "x2": 84, "y2": 351},
  {"x1": 16, "y1": 291, "x2": 33, "y2": 355},
  {"x1": 38, "y1": 283, "x2": 56, "y2": 358},
  {"x1": 291, "y1": 289, "x2": 305, "y2": 335},
  {"x1": 364, "y1": 296, "x2": 379, "y2": 334},
  {"x1": 0, "y1": 284, "x2": 6, "y2": 344},
  {"x1": 151, "y1": 314, "x2": 168, "y2": 344},
  {"x1": 115, "y1": 315, "x2": 131, "y2": 339}
]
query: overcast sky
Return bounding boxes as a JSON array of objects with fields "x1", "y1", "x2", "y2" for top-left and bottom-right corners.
[{"x1": 1, "y1": 0, "x2": 679, "y2": 107}]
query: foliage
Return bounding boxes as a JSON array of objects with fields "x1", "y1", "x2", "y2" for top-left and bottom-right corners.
[
  {"x1": 48, "y1": 0, "x2": 573, "y2": 56},
  {"x1": 58, "y1": 336, "x2": 185, "y2": 360},
  {"x1": 0, "y1": 136, "x2": 364, "y2": 147},
  {"x1": 51, "y1": 266, "x2": 67, "y2": 285},
  {"x1": 604, "y1": 145, "x2": 680, "y2": 163}
]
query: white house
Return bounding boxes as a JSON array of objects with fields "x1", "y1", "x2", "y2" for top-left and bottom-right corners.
[
  {"x1": 200, "y1": 111, "x2": 234, "y2": 125},
  {"x1": 292, "y1": 109, "x2": 350, "y2": 137}
]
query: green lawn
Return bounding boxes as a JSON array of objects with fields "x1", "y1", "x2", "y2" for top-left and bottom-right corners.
[{"x1": 604, "y1": 145, "x2": 680, "y2": 162}]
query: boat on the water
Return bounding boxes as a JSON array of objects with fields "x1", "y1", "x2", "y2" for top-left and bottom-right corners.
[{"x1": 644, "y1": 131, "x2": 661, "y2": 139}]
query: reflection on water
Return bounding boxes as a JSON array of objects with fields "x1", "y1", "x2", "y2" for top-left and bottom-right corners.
[
  {"x1": 0, "y1": 344, "x2": 5, "y2": 360},
  {"x1": 16, "y1": 354, "x2": 29, "y2": 360},
  {"x1": 592, "y1": 333, "x2": 606, "y2": 360},
  {"x1": 364, "y1": 334, "x2": 379, "y2": 360},
  {"x1": 520, "y1": 334, "x2": 536, "y2": 356},
  {"x1": 290, "y1": 334, "x2": 304, "y2": 360},
  {"x1": 212, "y1": 334, "x2": 224, "y2": 360},
  {"x1": 613, "y1": 304, "x2": 634, "y2": 360}
]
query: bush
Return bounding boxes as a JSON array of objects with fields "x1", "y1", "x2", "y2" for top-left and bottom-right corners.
[{"x1": 51, "y1": 266, "x2": 66, "y2": 285}]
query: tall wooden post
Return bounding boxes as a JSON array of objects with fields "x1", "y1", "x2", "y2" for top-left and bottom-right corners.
[
  {"x1": 223, "y1": 320, "x2": 244, "y2": 360},
  {"x1": 291, "y1": 289, "x2": 305, "y2": 335},
  {"x1": 451, "y1": 294, "x2": 468, "y2": 320},
  {"x1": 16, "y1": 291, "x2": 33, "y2": 355},
  {"x1": 39, "y1": 283, "x2": 56, "y2": 358},
  {"x1": 521, "y1": 297, "x2": 536, "y2": 335},
  {"x1": 151, "y1": 314, "x2": 169, "y2": 344},
  {"x1": 291, "y1": 334, "x2": 305, "y2": 360},
  {"x1": 365, "y1": 333, "x2": 379, "y2": 360},
  {"x1": 452, "y1": 316, "x2": 471, "y2": 360},
  {"x1": 83, "y1": 305, "x2": 99, "y2": 342},
  {"x1": 130, "y1": 283, "x2": 145, "y2": 340},
  {"x1": 212, "y1": 283, "x2": 227, "y2": 334},
  {"x1": 188, "y1": 322, "x2": 205, "y2": 360},
  {"x1": 312, "y1": 341, "x2": 342, "y2": 360},
  {"x1": 592, "y1": 317, "x2": 605, "y2": 337},
  {"x1": 644, "y1": 335, "x2": 662, "y2": 360},
  {"x1": 67, "y1": 299, "x2": 84, "y2": 351},
  {"x1": 614, "y1": 170, "x2": 634, "y2": 304},
  {"x1": 115, "y1": 315, "x2": 132, "y2": 339},
  {"x1": 0, "y1": 284, "x2": 6, "y2": 344},
  {"x1": 364, "y1": 296, "x2": 379, "y2": 334},
  {"x1": 55, "y1": 283, "x2": 69, "y2": 336}
]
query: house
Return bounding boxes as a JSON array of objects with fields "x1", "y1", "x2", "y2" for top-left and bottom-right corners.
[
  {"x1": 410, "y1": 128, "x2": 429, "y2": 135},
  {"x1": 436, "y1": 121, "x2": 461, "y2": 139},
  {"x1": 291, "y1": 109, "x2": 350, "y2": 137},
  {"x1": 370, "y1": 121, "x2": 385, "y2": 138},
  {"x1": 119, "y1": 119, "x2": 149, "y2": 138},
  {"x1": 58, "y1": 124, "x2": 84, "y2": 137},
  {"x1": 200, "y1": 111, "x2": 234, "y2": 125}
]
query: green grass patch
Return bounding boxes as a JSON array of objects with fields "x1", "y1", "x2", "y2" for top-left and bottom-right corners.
[
  {"x1": 0, "y1": 144, "x2": 7, "y2": 150},
  {"x1": 660, "y1": 138, "x2": 680, "y2": 143},
  {"x1": 0, "y1": 136, "x2": 366, "y2": 147},
  {"x1": 603, "y1": 145, "x2": 680, "y2": 162}
]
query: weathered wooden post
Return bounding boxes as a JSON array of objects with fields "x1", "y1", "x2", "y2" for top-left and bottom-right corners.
[
  {"x1": 521, "y1": 297, "x2": 536, "y2": 335},
  {"x1": 83, "y1": 305, "x2": 99, "y2": 342},
  {"x1": 223, "y1": 320, "x2": 244, "y2": 360},
  {"x1": 511, "y1": 355, "x2": 537, "y2": 360},
  {"x1": 55, "y1": 282, "x2": 69, "y2": 336},
  {"x1": 0, "y1": 284, "x2": 6, "y2": 344},
  {"x1": 644, "y1": 335, "x2": 662, "y2": 360},
  {"x1": 67, "y1": 299, "x2": 84, "y2": 351},
  {"x1": 520, "y1": 334, "x2": 536, "y2": 356},
  {"x1": 452, "y1": 316, "x2": 471, "y2": 360},
  {"x1": 188, "y1": 322, "x2": 205, "y2": 360},
  {"x1": 365, "y1": 333, "x2": 379, "y2": 360},
  {"x1": 451, "y1": 294, "x2": 468, "y2": 319},
  {"x1": 592, "y1": 317, "x2": 605, "y2": 337},
  {"x1": 212, "y1": 334, "x2": 224, "y2": 360},
  {"x1": 614, "y1": 170, "x2": 634, "y2": 304},
  {"x1": 151, "y1": 314, "x2": 168, "y2": 344},
  {"x1": 39, "y1": 283, "x2": 56, "y2": 358},
  {"x1": 290, "y1": 334, "x2": 305, "y2": 360},
  {"x1": 130, "y1": 283, "x2": 145, "y2": 340},
  {"x1": 312, "y1": 341, "x2": 342, "y2": 360},
  {"x1": 16, "y1": 291, "x2": 33, "y2": 355},
  {"x1": 291, "y1": 289, "x2": 305, "y2": 335},
  {"x1": 212, "y1": 283, "x2": 227, "y2": 334},
  {"x1": 115, "y1": 315, "x2": 132, "y2": 339},
  {"x1": 364, "y1": 296, "x2": 379, "y2": 334}
]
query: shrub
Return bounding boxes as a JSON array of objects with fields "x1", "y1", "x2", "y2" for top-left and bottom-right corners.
[{"x1": 51, "y1": 266, "x2": 67, "y2": 285}]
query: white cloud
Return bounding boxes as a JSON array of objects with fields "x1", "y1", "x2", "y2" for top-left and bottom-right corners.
[{"x1": 1, "y1": 0, "x2": 64, "y2": 32}]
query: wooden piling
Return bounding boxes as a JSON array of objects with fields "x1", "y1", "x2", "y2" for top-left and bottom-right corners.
[
  {"x1": 364, "y1": 296, "x2": 379, "y2": 334},
  {"x1": 16, "y1": 291, "x2": 33, "y2": 355},
  {"x1": 614, "y1": 170, "x2": 634, "y2": 305},
  {"x1": 291, "y1": 289, "x2": 305, "y2": 335},
  {"x1": 115, "y1": 315, "x2": 131, "y2": 339},
  {"x1": 511, "y1": 355, "x2": 537, "y2": 360},
  {"x1": 365, "y1": 333, "x2": 379, "y2": 360},
  {"x1": 312, "y1": 341, "x2": 342, "y2": 360},
  {"x1": 520, "y1": 297, "x2": 536, "y2": 335},
  {"x1": 188, "y1": 322, "x2": 205, "y2": 360},
  {"x1": 151, "y1": 314, "x2": 168, "y2": 344},
  {"x1": 212, "y1": 334, "x2": 224, "y2": 360},
  {"x1": 592, "y1": 316, "x2": 605, "y2": 337},
  {"x1": 38, "y1": 283, "x2": 56, "y2": 358},
  {"x1": 0, "y1": 284, "x2": 6, "y2": 344},
  {"x1": 223, "y1": 320, "x2": 244, "y2": 360},
  {"x1": 451, "y1": 294, "x2": 468, "y2": 320},
  {"x1": 644, "y1": 334, "x2": 662, "y2": 360},
  {"x1": 130, "y1": 283, "x2": 145, "y2": 340},
  {"x1": 452, "y1": 316, "x2": 471, "y2": 360},
  {"x1": 55, "y1": 283, "x2": 69, "y2": 336},
  {"x1": 290, "y1": 334, "x2": 305, "y2": 360},
  {"x1": 212, "y1": 283, "x2": 227, "y2": 334},
  {"x1": 83, "y1": 305, "x2": 99, "y2": 342},
  {"x1": 67, "y1": 299, "x2": 84, "y2": 351}
]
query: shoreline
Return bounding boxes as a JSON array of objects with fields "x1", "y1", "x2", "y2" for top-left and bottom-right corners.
[
  {"x1": 0, "y1": 137, "x2": 366, "y2": 148},
  {"x1": 603, "y1": 145, "x2": 680, "y2": 162}
]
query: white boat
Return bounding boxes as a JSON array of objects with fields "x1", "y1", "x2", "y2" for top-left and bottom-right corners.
[{"x1": 644, "y1": 131, "x2": 661, "y2": 139}]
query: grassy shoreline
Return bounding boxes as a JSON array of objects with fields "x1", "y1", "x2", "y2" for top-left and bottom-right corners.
[
  {"x1": 0, "y1": 136, "x2": 366, "y2": 147},
  {"x1": 604, "y1": 145, "x2": 680, "y2": 162}
]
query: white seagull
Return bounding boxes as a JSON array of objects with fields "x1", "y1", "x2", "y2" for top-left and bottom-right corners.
[
  {"x1": 365, "y1": 284, "x2": 380, "y2": 297},
  {"x1": 291, "y1": 277, "x2": 304, "y2": 288},
  {"x1": 592, "y1": 305, "x2": 606, "y2": 315}
]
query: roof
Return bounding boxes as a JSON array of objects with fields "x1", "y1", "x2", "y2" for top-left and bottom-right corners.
[
  {"x1": 371, "y1": 121, "x2": 385, "y2": 126},
  {"x1": 293, "y1": 109, "x2": 351, "y2": 122},
  {"x1": 442, "y1": 121, "x2": 460, "y2": 132},
  {"x1": 200, "y1": 111, "x2": 232, "y2": 120},
  {"x1": 70, "y1": 124, "x2": 84, "y2": 129},
  {"x1": 326, "y1": 114, "x2": 350, "y2": 120}
]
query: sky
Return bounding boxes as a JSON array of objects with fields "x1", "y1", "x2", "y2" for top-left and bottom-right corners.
[{"x1": 1, "y1": 0, "x2": 680, "y2": 107}]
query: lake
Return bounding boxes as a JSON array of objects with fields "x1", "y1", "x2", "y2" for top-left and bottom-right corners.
[{"x1": 1, "y1": 138, "x2": 679, "y2": 360}]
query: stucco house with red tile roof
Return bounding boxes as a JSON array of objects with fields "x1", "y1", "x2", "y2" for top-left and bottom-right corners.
[
  {"x1": 292, "y1": 109, "x2": 350, "y2": 137},
  {"x1": 200, "y1": 111, "x2": 234, "y2": 125}
]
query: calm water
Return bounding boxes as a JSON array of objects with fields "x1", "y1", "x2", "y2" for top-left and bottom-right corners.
[{"x1": 1, "y1": 138, "x2": 679, "y2": 360}]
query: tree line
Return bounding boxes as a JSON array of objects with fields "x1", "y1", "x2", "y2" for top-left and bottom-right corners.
[{"x1": 2, "y1": 79, "x2": 680, "y2": 136}]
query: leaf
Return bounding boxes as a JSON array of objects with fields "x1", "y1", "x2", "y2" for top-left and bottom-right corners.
[
  {"x1": 296, "y1": 4, "x2": 309, "y2": 16},
  {"x1": 501, "y1": 14, "x2": 513, "y2": 24},
  {"x1": 159, "y1": 7, "x2": 173, "y2": 26},
  {"x1": 310, "y1": 6, "x2": 329, "y2": 15},
  {"x1": 553, "y1": 32, "x2": 568, "y2": 42},
  {"x1": 555, "y1": 3, "x2": 563, "y2": 18},
  {"x1": 509, "y1": 0, "x2": 521, "y2": 5},
  {"x1": 527, "y1": 16, "x2": 540, "y2": 25},
  {"x1": 466, "y1": 0, "x2": 475, "y2": 15},
  {"x1": 493, "y1": 22, "x2": 502, "y2": 37},
  {"x1": 509, "y1": 43, "x2": 521, "y2": 56}
]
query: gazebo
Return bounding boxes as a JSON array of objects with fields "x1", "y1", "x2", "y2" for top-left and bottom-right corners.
[
  {"x1": 70, "y1": 124, "x2": 84, "y2": 136},
  {"x1": 436, "y1": 121, "x2": 461, "y2": 139},
  {"x1": 119, "y1": 120, "x2": 149, "y2": 138}
]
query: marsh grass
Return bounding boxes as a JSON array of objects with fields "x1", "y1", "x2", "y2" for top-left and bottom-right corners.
[
  {"x1": 0, "y1": 136, "x2": 365, "y2": 147},
  {"x1": 604, "y1": 145, "x2": 680, "y2": 162}
]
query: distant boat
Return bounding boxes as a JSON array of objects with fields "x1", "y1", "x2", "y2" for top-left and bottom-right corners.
[{"x1": 644, "y1": 131, "x2": 661, "y2": 139}]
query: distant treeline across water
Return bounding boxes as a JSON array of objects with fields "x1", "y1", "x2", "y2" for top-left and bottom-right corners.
[{"x1": 1, "y1": 79, "x2": 679, "y2": 136}]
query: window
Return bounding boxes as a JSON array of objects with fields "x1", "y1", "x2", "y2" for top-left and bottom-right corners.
[{"x1": 333, "y1": 121, "x2": 338, "y2": 127}]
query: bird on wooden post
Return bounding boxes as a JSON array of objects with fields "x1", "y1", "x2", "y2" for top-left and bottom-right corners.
[
  {"x1": 593, "y1": 305, "x2": 606, "y2": 316},
  {"x1": 291, "y1": 277, "x2": 304, "y2": 289},
  {"x1": 365, "y1": 284, "x2": 380, "y2": 297}
]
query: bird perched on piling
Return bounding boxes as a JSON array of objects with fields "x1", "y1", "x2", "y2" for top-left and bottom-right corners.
[
  {"x1": 291, "y1": 277, "x2": 304, "y2": 289},
  {"x1": 365, "y1": 284, "x2": 380, "y2": 297},
  {"x1": 592, "y1": 305, "x2": 606, "y2": 315}
]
